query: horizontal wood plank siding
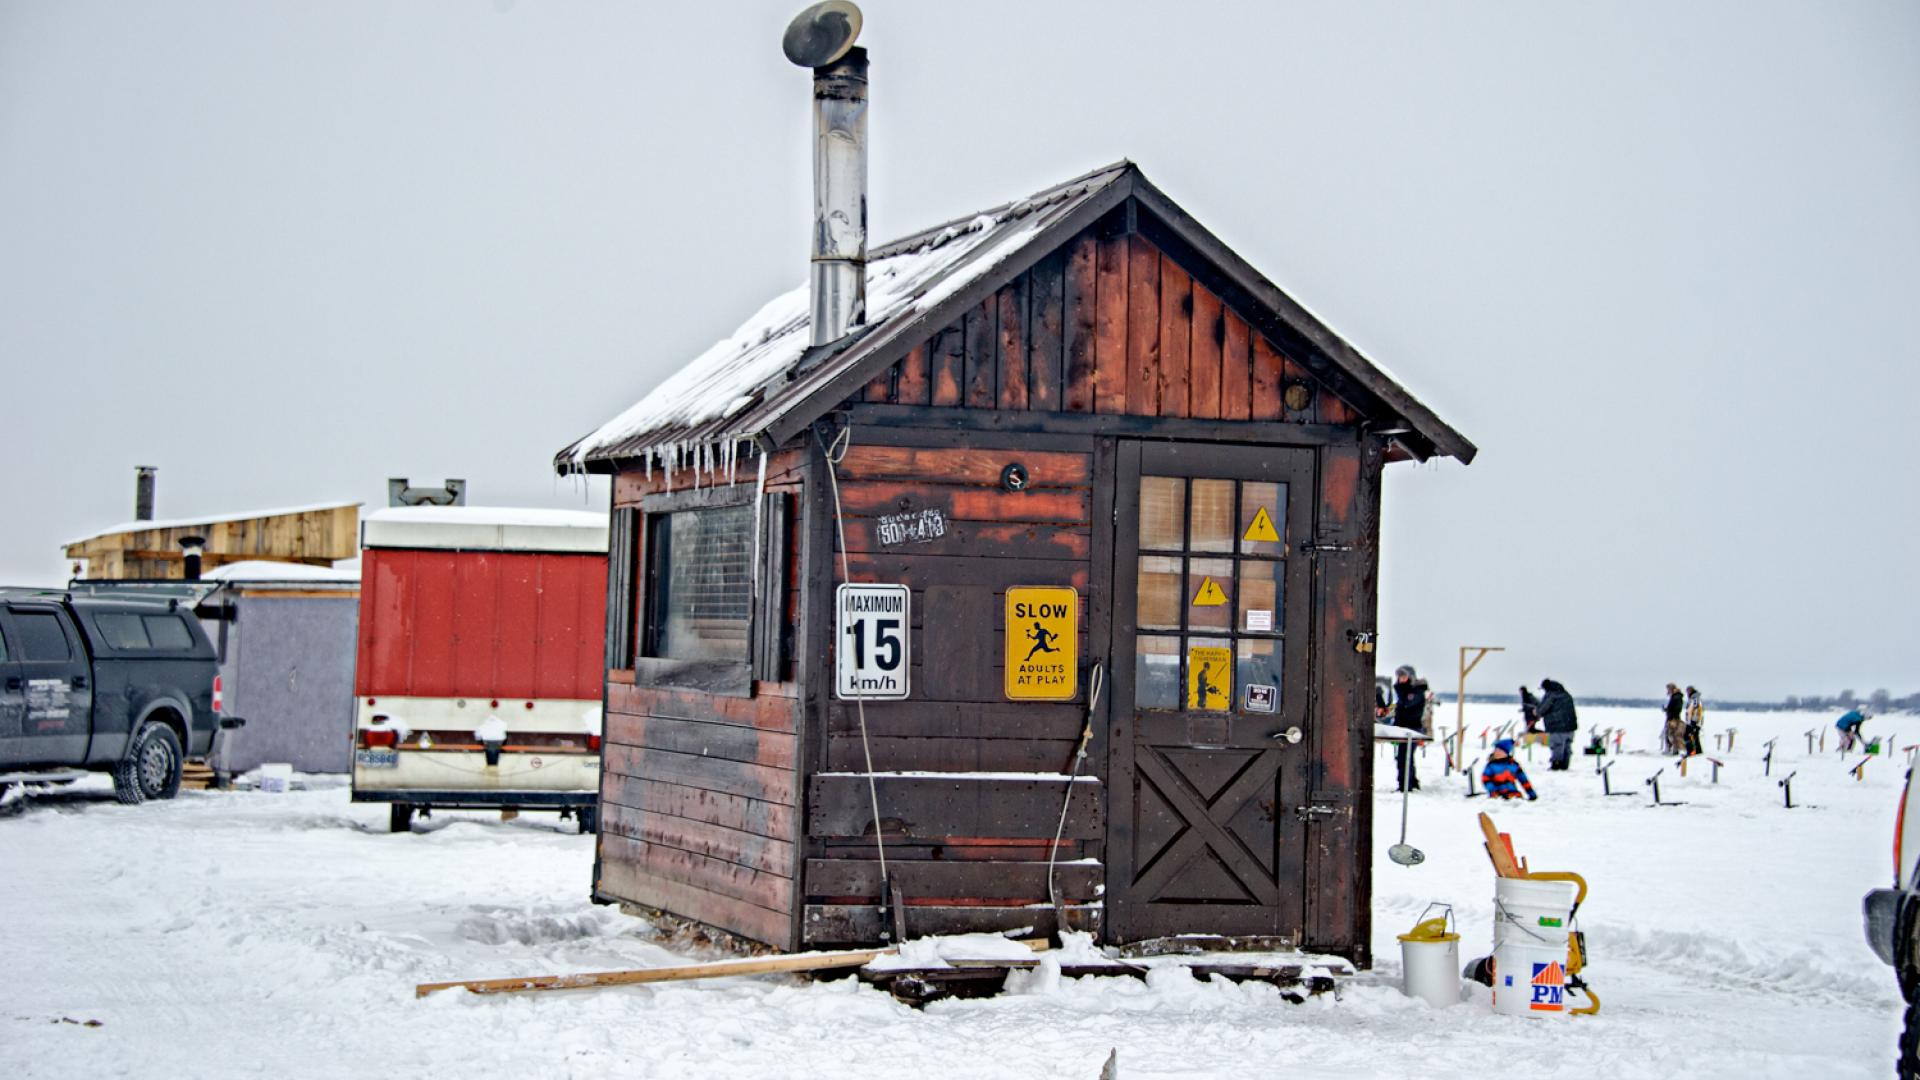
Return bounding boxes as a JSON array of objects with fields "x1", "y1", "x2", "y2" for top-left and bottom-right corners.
[
  {"x1": 600, "y1": 451, "x2": 809, "y2": 951},
  {"x1": 809, "y1": 774, "x2": 1105, "y2": 840},
  {"x1": 805, "y1": 859, "x2": 1100, "y2": 903}
]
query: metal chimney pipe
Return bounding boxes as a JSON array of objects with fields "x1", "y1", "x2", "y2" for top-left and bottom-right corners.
[
  {"x1": 810, "y1": 47, "x2": 868, "y2": 347},
  {"x1": 179, "y1": 535, "x2": 205, "y2": 581},
  {"x1": 135, "y1": 466, "x2": 157, "y2": 521}
]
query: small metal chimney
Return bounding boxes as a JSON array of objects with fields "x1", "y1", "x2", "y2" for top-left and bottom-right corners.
[
  {"x1": 135, "y1": 466, "x2": 157, "y2": 521},
  {"x1": 784, "y1": 3, "x2": 868, "y2": 348},
  {"x1": 179, "y1": 535, "x2": 206, "y2": 581}
]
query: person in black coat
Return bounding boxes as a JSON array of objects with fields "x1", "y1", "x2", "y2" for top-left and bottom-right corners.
[
  {"x1": 1520, "y1": 686, "x2": 1542, "y2": 732},
  {"x1": 1662, "y1": 683, "x2": 1688, "y2": 756},
  {"x1": 1537, "y1": 679, "x2": 1579, "y2": 770},
  {"x1": 1391, "y1": 665, "x2": 1430, "y2": 791}
]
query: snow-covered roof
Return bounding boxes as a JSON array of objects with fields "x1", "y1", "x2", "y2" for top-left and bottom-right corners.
[
  {"x1": 202, "y1": 559, "x2": 361, "y2": 584},
  {"x1": 361, "y1": 506, "x2": 607, "y2": 554},
  {"x1": 556, "y1": 163, "x2": 1135, "y2": 473},
  {"x1": 555, "y1": 161, "x2": 1475, "y2": 474},
  {"x1": 64, "y1": 501, "x2": 361, "y2": 547}
]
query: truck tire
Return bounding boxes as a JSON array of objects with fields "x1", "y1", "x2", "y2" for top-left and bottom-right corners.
[
  {"x1": 577, "y1": 806, "x2": 598, "y2": 835},
  {"x1": 113, "y1": 721, "x2": 184, "y2": 805},
  {"x1": 389, "y1": 804, "x2": 415, "y2": 833}
]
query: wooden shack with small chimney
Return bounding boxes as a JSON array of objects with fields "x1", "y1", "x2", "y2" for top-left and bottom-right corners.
[
  {"x1": 63, "y1": 469, "x2": 358, "y2": 581},
  {"x1": 556, "y1": 27, "x2": 1472, "y2": 967}
]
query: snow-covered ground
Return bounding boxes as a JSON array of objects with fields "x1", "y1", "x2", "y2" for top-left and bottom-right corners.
[{"x1": 1, "y1": 704, "x2": 1908, "y2": 1079}]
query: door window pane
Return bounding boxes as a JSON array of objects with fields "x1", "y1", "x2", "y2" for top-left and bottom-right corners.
[
  {"x1": 1136, "y1": 556, "x2": 1183, "y2": 631},
  {"x1": 1190, "y1": 480, "x2": 1234, "y2": 552},
  {"x1": 12, "y1": 612, "x2": 71, "y2": 661},
  {"x1": 1236, "y1": 638, "x2": 1283, "y2": 714},
  {"x1": 1238, "y1": 561, "x2": 1281, "y2": 634},
  {"x1": 1240, "y1": 482, "x2": 1286, "y2": 557},
  {"x1": 1187, "y1": 636, "x2": 1232, "y2": 711},
  {"x1": 1135, "y1": 634, "x2": 1180, "y2": 709},
  {"x1": 1139, "y1": 477, "x2": 1184, "y2": 550},
  {"x1": 1187, "y1": 558, "x2": 1233, "y2": 631}
]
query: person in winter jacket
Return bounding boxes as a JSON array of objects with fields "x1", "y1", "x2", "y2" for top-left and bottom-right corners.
[
  {"x1": 1482, "y1": 738, "x2": 1538, "y2": 800},
  {"x1": 1684, "y1": 686, "x2": 1705, "y2": 755},
  {"x1": 1836, "y1": 708, "x2": 1870, "y2": 753},
  {"x1": 1392, "y1": 665, "x2": 1429, "y2": 792},
  {"x1": 1519, "y1": 685, "x2": 1546, "y2": 747},
  {"x1": 1537, "y1": 679, "x2": 1579, "y2": 770},
  {"x1": 1663, "y1": 683, "x2": 1687, "y2": 756}
]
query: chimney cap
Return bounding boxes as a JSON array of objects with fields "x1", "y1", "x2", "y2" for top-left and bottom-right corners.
[{"x1": 782, "y1": 1, "x2": 862, "y2": 68}]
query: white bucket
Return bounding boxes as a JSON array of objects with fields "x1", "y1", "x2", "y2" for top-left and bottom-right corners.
[
  {"x1": 1492, "y1": 877, "x2": 1576, "y2": 947},
  {"x1": 1491, "y1": 940, "x2": 1571, "y2": 1017},
  {"x1": 1400, "y1": 936, "x2": 1462, "y2": 1008}
]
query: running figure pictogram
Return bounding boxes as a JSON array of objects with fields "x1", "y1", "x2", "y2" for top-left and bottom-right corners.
[{"x1": 1022, "y1": 622, "x2": 1060, "y2": 662}]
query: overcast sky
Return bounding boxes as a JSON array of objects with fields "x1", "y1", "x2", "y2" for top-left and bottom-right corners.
[{"x1": 2, "y1": 1, "x2": 1913, "y2": 700}]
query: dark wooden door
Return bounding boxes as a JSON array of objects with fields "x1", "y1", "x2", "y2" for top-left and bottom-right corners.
[{"x1": 1105, "y1": 441, "x2": 1316, "y2": 942}]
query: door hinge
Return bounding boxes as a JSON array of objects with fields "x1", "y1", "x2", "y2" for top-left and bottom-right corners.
[
  {"x1": 1294, "y1": 804, "x2": 1341, "y2": 822},
  {"x1": 1301, "y1": 540, "x2": 1354, "y2": 555}
]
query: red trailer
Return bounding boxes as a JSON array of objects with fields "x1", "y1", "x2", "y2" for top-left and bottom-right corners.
[{"x1": 351, "y1": 507, "x2": 608, "y2": 832}]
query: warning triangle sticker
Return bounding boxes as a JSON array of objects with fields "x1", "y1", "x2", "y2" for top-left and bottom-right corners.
[
  {"x1": 1243, "y1": 506, "x2": 1280, "y2": 543},
  {"x1": 1193, "y1": 577, "x2": 1228, "y2": 606}
]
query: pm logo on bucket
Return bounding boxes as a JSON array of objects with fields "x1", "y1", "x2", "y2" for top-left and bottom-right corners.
[{"x1": 1529, "y1": 960, "x2": 1567, "y2": 1012}]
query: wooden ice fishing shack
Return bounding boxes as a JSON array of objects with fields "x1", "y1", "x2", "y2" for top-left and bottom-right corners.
[{"x1": 558, "y1": 155, "x2": 1474, "y2": 966}]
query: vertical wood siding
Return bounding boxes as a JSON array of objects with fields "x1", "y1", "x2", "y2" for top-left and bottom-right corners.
[{"x1": 859, "y1": 226, "x2": 1362, "y2": 425}]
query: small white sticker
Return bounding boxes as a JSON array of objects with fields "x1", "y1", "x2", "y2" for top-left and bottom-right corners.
[{"x1": 1246, "y1": 609, "x2": 1272, "y2": 632}]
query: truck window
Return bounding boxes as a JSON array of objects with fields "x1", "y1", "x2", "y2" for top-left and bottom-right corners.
[
  {"x1": 0, "y1": 625, "x2": 8, "y2": 660},
  {"x1": 144, "y1": 615, "x2": 193, "y2": 650},
  {"x1": 97, "y1": 613, "x2": 151, "y2": 649},
  {"x1": 12, "y1": 611, "x2": 73, "y2": 661}
]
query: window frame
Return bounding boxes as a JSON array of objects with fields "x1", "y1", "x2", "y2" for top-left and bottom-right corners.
[{"x1": 624, "y1": 484, "x2": 788, "y2": 698}]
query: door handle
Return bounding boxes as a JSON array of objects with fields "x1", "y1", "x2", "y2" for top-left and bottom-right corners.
[
  {"x1": 1268, "y1": 726, "x2": 1303, "y2": 744},
  {"x1": 71, "y1": 675, "x2": 87, "y2": 689}
]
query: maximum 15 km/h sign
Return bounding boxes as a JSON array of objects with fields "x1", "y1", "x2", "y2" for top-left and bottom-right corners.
[{"x1": 835, "y1": 583, "x2": 911, "y2": 700}]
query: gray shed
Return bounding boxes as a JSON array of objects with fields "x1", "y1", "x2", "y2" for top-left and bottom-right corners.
[{"x1": 200, "y1": 561, "x2": 360, "y2": 775}]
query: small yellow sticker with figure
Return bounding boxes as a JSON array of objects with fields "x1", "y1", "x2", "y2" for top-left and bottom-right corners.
[{"x1": 1187, "y1": 646, "x2": 1231, "y2": 710}]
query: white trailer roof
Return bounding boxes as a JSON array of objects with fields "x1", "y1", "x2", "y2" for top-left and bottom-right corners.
[{"x1": 360, "y1": 506, "x2": 608, "y2": 554}]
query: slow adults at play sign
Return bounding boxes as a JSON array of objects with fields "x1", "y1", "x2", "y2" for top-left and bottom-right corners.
[{"x1": 1005, "y1": 586, "x2": 1078, "y2": 701}]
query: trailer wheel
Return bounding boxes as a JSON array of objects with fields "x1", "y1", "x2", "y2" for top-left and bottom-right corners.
[
  {"x1": 113, "y1": 721, "x2": 183, "y2": 805},
  {"x1": 389, "y1": 804, "x2": 415, "y2": 833},
  {"x1": 577, "y1": 806, "x2": 598, "y2": 835}
]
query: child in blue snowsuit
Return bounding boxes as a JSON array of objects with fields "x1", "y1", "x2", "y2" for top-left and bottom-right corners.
[{"x1": 1482, "y1": 738, "x2": 1538, "y2": 801}]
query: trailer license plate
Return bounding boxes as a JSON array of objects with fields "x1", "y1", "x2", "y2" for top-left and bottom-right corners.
[{"x1": 356, "y1": 748, "x2": 398, "y2": 769}]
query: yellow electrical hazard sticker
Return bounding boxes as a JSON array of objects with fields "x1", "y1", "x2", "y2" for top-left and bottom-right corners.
[
  {"x1": 1193, "y1": 577, "x2": 1228, "y2": 607},
  {"x1": 1188, "y1": 646, "x2": 1231, "y2": 710},
  {"x1": 1005, "y1": 586, "x2": 1078, "y2": 701},
  {"x1": 1244, "y1": 506, "x2": 1279, "y2": 543}
]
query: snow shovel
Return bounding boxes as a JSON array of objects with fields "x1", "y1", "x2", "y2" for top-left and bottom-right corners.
[{"x1": 1389, "y1": 735, "x2": 1424, "y2": 866}]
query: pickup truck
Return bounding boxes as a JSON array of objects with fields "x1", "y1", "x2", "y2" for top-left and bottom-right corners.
[{"x1": 0, "y1": 588, "x2": 233, "y2": 805}]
